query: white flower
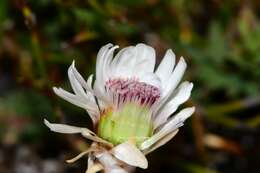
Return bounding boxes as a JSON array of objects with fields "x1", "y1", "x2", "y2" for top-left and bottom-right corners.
[{"x1": 44, "y1": 43, "x2": 195, "y2": 173}]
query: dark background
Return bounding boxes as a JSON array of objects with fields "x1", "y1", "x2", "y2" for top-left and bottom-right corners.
[{"x1": 0, "y1": 0, "x2": 259, "y2": 173}]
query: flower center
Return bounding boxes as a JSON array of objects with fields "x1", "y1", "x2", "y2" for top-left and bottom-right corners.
[
  {"x1": 98, "y1": 78, "x2": 161, "y2": 146},
  {"x1": 105, "y1": 78, "x2": 160, "y2": 108}
]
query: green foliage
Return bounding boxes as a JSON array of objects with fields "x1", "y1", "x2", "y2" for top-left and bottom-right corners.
[
  {"x1": 0, "y1": 90, "x2": 53, "y2": 118},
  {"x1": 0, "y1": 90, "x2": 54, "y2": 142}
]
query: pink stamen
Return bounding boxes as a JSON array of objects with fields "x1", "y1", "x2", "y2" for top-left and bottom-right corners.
[{"x1": 105, "y1": 78, "x2": 160, "y2": 107}]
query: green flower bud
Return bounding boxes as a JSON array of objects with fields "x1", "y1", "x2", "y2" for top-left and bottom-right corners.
[{"x1": 98, "y1": 103, "x2": 153, "y2": 147}]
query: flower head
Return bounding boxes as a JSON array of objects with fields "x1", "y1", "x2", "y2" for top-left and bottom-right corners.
[{"x1": 45, "y1": 43, "x2": 195, "y2": 173}]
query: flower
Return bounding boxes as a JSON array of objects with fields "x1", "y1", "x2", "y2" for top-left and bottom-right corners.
[{"x1": 44, "y1": 43, "x2": 195, "y2": 173}]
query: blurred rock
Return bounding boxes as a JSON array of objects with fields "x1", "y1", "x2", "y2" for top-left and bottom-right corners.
[
  {"x1": 42, "y1": 159, "x2": 64, "y2": 173},
  {"x1": 14, "y1": 146, "x2": 40, "y2": 173}
]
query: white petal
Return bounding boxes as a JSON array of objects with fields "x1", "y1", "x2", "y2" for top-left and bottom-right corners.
[
  {"x1": 93, "y1": 45, "x2": 119, "y2": 105},
  {"x1": 153, "y1": 82, "x2": 193, "y2": 128},
  {"x1": 134, "y1": 43, "x2": 156, "y2": 76},
  {"x1": 112, "y1": 46, "x2": 136, "y2": 78},
  {"x1": 139, "y1": 72, "x2": 161, "y2": 88},
  {"x1": 96, "y1": 44, "x2": 113, "y2": 82},
  {"x1": 143, "y1": 129, "x2": 179, "y2": 155},
  {"x1": 71, "y1": 61, "x2": 93, "y2": 92},
  {"x1": 111, "y1": 141, "x2": 148, "y2": 169},
  {"x1": 109, "y1": 167, "x2": 129, "y2": 173},
  {"x1": 140, "y1": 107, "x2": 194, "y2": 150},
  {"x1": 112, "y1": 44, "x2": 155, "y2": 79},
  {"x1": 87, "y1": 74, "x2": 107, "y2": 115},
  {"x1": 164, "y1": 57, "x2": 186, "y2": 95},
  {"x1": 96, "y1": 152, "x2": 118, "y2": 167},
  {"x1": 111, "y1": 46, "x2": 134, "y2": 72},
  {"x1": 96, "y1": 152, "x2": 129, "y2": 173},
  {"x1": 53, "y1": 87, "x2": 99, "y2": 124},
  {"x1": 53, "y1": 87, "x2": 89, "y2": 110},
  {"x1": 95, "y1": 44, "x2": 113, "y2": 100},
  {"x1": 152, "y1": 57, "x2": 187, "y2": 119},
  {"x1": 44, "y1": 119, "x2": 86, "y2": 134},
  {"x1": 155, "y1": 49, "x2": 175, "y2": 89},
  {"x1": 44, "y1": 119, "x2": 112, "y2": 146},
  {"x1": 160, "y1": 107, "x2": 195, "y2": 133},
  {"x1": 102, "y1": 45, "x2": 119, "y2": 81},
  {"x1": 54, "y1": 62, "x2": 101, "y2": 124},
  {"x1": 87, "y1": 74, "x2": 94, "y2": 90},
  {"x1": 68, "y1": 64, "x2": 89, "y2": 98},
  {"x1": 86, "y1": 109, "x2": 100, "y2": 126}
]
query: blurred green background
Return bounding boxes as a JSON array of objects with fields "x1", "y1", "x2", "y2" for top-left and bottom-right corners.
[{"x1": 0, "y1": 0, "x2": 259, "y2": 173}]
